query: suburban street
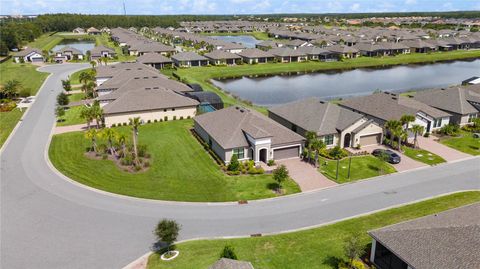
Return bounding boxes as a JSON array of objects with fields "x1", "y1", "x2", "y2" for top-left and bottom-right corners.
[{"x1": 1, "y1": 63, "x2": 479, "y2": 269}]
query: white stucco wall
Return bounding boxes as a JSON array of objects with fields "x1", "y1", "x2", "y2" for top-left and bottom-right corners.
[{"x1": 105, "y1": 107, "x2": 196, "y2": 127}]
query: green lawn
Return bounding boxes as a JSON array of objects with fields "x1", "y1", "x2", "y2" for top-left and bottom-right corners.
[
  {"x1": 27, "y1": 33, "x2": 63, "y2": 51},
  {"x1": 440, "y1": 131, "x2": 480, "y2": 155},
  {"x1": 402, "y1": 146, "x2": 446, "y2": 165},
  {"x1": 57, "y1": 105, "x2": 85, "y2": 126},
  {"x1": 0, "y1": 109, "x2": 24, "y2": 148},
  {"x1": 95, "y1": 34, "x2": 137, "y2": 62},
  {"x1": 49, "y1": 120, "x2": 300, "y2": 201},
  {"x1": 0, "y1": 61, "x2": 49, "y2": 95},
  {"x1": 200, "y1": 31, "x2": 271, "y2": 40},
  {"x1": 319, "y1": 155, "x2": 396, "y2": 184},
  {"x1": 174, "y1": 50, "x2": 480, "y2": 115},
  {"x1": 67, "y1": 92, "x2": 85, "y2": 102},
  {"x1": 147, "y1": 191, "x2": 480, "y2": 269}
]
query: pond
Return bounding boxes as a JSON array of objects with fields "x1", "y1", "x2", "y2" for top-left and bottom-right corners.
[
  {"x1": 52, "y1": 39, "x2": 96, "y2": 54},
  {"x1": 211, "y1": 59, "x2": 480, "y2": 106},
  {"x1": 210, "y1": 35, "x2": 260, "y2": 48}
]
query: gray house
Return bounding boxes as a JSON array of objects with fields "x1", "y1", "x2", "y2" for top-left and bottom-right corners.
[
  {"x1": 368, "y1": 203, "x2": 480, "y2": 269},
  {"x1": 194, "y1": 106, "x2": 305, "y2": 164},
  {"x1": 412, "y1": 85, "x2": 480, "y2": 126},
  {"x1": 136, "y1": 53, "x2": 173, "y2": 69},
  {"x1": 171, "y1": 52, "x2": 208, "y2": 67},
  {"x1": 236, "y1": 48, "x2": 274, "y2": 64},
  {"x1": 204, "y1": 50, "x2": 241, "y2": 65},
  {"x1": 269, "y1": 98, "x2": 384, "y2": 148}
]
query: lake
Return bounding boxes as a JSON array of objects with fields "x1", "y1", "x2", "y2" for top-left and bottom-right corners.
[
  {"x1": 210, "y1": 35, "x2": 260, "y2": 48},
  {"x1": 52, "y1": 39, "x2": 95, "y2": 54},
  {"x1": 212, "y1": 59, "x2": 480, "y2": 106}
]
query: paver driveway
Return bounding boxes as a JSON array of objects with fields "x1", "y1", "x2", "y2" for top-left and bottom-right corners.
[
  {"x1": 416, "y1": 135, "x2": 471, "y2": 162},
  {"x1": 277, "y1": 158, "x2": 337, "y2": 191}
]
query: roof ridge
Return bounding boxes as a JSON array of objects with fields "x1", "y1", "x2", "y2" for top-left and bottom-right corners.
[{"x1": 317, "y1": 102, "x2": 330, "y2": 133}]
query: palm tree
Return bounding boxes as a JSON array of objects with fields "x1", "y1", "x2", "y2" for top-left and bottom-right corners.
[
  {"x1": 100, "y1": 128, "x2": 118, "y2": 156},
  {"x1": 116, "y1": 133, "x2": 127, "y2": 158},
  {"x1": 1, "y1": 80, "x2": 21, "y2": 98},
  {"x1": 400, "y1": 114, "x2": 415, "y2": 142},
  {"x1": 129, "y1": 117, "x2": 141, "y2": 165},
  {"x1": 90, "y1": 102, "x2": 103, "y2": 127},
  {"x1": 305, "y1": 131, "x2": 317, "y2": 164},
  {"x1": 84, "y1": 128, "x2": 98, "y2": 152},
  {"x1": 390, "y1": 124, "x2": 406, "y2": 151},
  {"x1": 78, "y1": 71, "x2": 91, "y2": 85},
  {"x1": 61, "y1": 79, "x2": 72, "y2": 92},
  {"x1": 90, "y1": 60, "x2": 97, "y2": 69},
  {"x1": 311, "y1": 138, "x2": 326, "y2": 168},
  {"x1": 411, "y1": 124, "x2": 424, "y2": 149},
  {"x1": 384, "y1": 120, "x2": 401, "y2": 147},
  {"x1": 80, "y1": 105, "x2": 94, "y2": 130}
]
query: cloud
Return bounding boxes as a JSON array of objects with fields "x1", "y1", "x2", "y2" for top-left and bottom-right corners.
[
  {"x1": 350, "y1": 3, "x2": 360, "y2": 11},
  {"x1": 405, "y1": 0, "x2": 416, "y2": 5}
]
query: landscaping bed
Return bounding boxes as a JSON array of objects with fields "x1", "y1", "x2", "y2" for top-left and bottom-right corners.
[
  {"x1": 49, "y1": 120, "x2": 300, "y2": 202},
  {"x1": 147, "y1": 191, "x2": 480, "y2": 269},
  {"x1": 319, "y1": 155, "x2": 396, "y2": 184}
]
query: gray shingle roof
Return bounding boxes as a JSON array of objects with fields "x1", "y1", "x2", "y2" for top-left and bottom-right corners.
[
  {"x1": 236, "y1": 48, "x2": 274, "y2": 59},
  {"x1": 268, "y1": 47, "x2": 307, "y2": 57},
  {"x1": 413, "y1": 86, "x2": 480, "y2": 115},
  {"x1": 204, "y1": 50, "x2": 241, "y2": 60},
  {"x1": 209, "y1": 258, "x2": 254, "y2": 269},
  {"x1": 14, "y1": 47, "x2": 42, "y2": 57},
  {"x1": 171, "y1": 51, "x2": 207, "y2": 61},
  {"x1": 55, "y1": 46, "x2": 83, "y2": 55},
  {"x1": 269, "y1": 97, "x2": 363, "y2": 136},
  {"x1": 340, "y1": 92, "x2": 450, "y2": 121},
  {"x1": 369, "y1": 203, "x2": 480, "y2": 269},
  {"x1": 136, "y1": 53, "x2": 172, "y2": 64},
  {"x1": 194, "y1": 106, "x2": 305, "y2": 149}
]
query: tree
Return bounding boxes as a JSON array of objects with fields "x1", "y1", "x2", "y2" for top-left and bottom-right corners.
[
  {"x1": 154, "y1": 219, "x2": 181, "y2": 254},
  {"x1": 84, "y1": 128, "x2": 98, "y2": 152},
  {"x1": 343, "y1": 232, "x2": 365, "y2": 266},
  {"x1": 116, "y1": 133, "x2": 127, "y2": 158},
  {"x1": 400, "y1": 114, "x2": 415, "y2": 141},
  {"x1": 1, "y1": 80, "x2": 21, "y2": 99},
  {"x1": 78, "y1": 71, "x2": 93, "y2": 85},
  {"x1": 129, "y1": 117, "x2": 141, "y2": 165},
  {"x1": 57, "y1": 92, "x2": 69, "y2": 106},
  {"x1": 61, "y1": 79, "x2": 72, "y2": 92},
  {"x1": 385, "y1": 120, "x2": 403, "y2": 150},
  {"x1": 100, "y1": 128, "x2": 118, "y2": 156},
  {"x1": 311, "y1": 138, "x2": 326, "y2": 167},
  {"x1": 90, "y1": 101, "x2": 103, "y2": 128},
  {"x1": 80, "y1": 105, "x2": 94, "y2": 129},
  {"x1": 273, "y1": 165, "x2": 289, "y2": 191},
  {"x1": 220, "y1": 245, "x2": 237, "y2": 260},
  {"x1": 411, "y1": 124, "x2": 424, "y2": 149},
  {"x1": 227, "y1": 154, "x2": 240, "y2": 171},
  {"x1": 305, "y1": 131, "x2": 317, "y2": 164},
  {"x1": 55, "y1": 106, "x2": 65, "y2": 121},
  {"x1": 90, "y1": 60, "x2": 97, "y2": 69}
]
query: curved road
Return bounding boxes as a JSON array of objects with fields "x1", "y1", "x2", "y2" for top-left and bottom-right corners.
[{"x1": 1, "y1": 64, "x2": 479, "y2": 269}]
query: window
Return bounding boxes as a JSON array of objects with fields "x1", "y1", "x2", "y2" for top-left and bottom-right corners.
[
  {"x1": 433, "y1": 118, "x2": 442, "y2": 128},
  {"x1": 324, "y1": 134, "x2": 334, "y2": 145},
  {"x1": 233, "y1": 148, "x2": 245, "y2": 159},
  {"x1": 468, "y1": 113, "x2": 477, "y2": 123}
]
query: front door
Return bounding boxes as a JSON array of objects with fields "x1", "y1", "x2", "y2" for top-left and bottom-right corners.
[
  {"x1": 344, "y1": 133, "x2": 351, "y2": 148},
  {"x1": 259, "y1": 148, "x2": 267, "y2": 163}
]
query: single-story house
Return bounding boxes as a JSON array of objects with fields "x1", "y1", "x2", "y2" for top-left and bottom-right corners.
[
  {"x1": 236, "y1": 48, "x2": 275, "y2": 64},
  {"x1": 412, "y1": 85, "x2": 480, "y2": 126},
  {"x1": 255, "y1": 40, "x2": 283, "y2": 50},
  {"x1": 87, "y1": 27, "x2": 101, "y2": 35},
  {"x1": 171, "y1": 52, "x2": 209, "y2": 67},
  {"x1": 269, "y1": 97, "x2": 383, "y2": 148},
  {"x1": 377, "y1": 42, "x2": 410, "y2": 55},
  {"x1": 204, "y1": 50, "x2": 242, "y2": 65},
  {"x1": 95, "y1": 62, "x2": 162, "y2": 86},
  {"x1": 128, "y1": 42, "x2": 176, "y2": 56},
  {"x1": 220, "y1": 42, "x2": 246, "y2": 54},
  {"x1": 462, "y1": 76, "x2": 480, "y2": 85},
  {"x1": 90, "y1": 45, "x2": 116, "y2": 61},
  {"x1": 209, "y1": 258, "x2": 254, "y2": 269},
  {"x1": 13, "y1": 48, "x2": 44, "y2": 63},
  {"x1": 368, "y1": 203, "x2": 480, "y2": 269},
  {"x1": 54, "y1": 46, "x2": 84, "y2": 62},
  {"x1": 72, "y1": 27, "x2": 85, "y2": 34},
  {"x1": 268, "y1": 47, "x2": 308, "y2": 63},
  {"x1": 354, "y1": 43, "x2": 386, "y2": 57},
  {"x1": 186, "y1": 91, "x2": 224, "y2": 110},
  {"x1": 403, "y1": 40, "x2": 437, "y2": 53},
  {"x1": 283, "y1": 39, "x2": 311, "y2": 50},
  {"x1": 194, "y1": 106, "x2": 305, "y2": 164},
  {"x1": 297, "y1": 46, "x2": 339, "y2": 61},
  {"x1": 136, "y1": 53, "x2": 173, "y2": 69},
  {"x1": 340, "y1": 92, "x2": 451, "y2": 134},
  {"x1": 327, "y1": 45, "x2": 359, "y2": 58}
]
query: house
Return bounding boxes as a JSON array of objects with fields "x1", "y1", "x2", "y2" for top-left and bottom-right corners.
[
  {"x1": 354, "y1": 43, "x2": 386, "y2": 57},
  {"x1": 412, "y1": 85, "x2": 480, "y2": 126},
  {"x1": 209, "y1": 258, "x2": 254, "y2": 269},
  {"x1": 87, "y1": 27, "x2": 101, "y2": 35},
  {"x1": 54, "y1": 46, "x2": 84, "y2": 62},
  {"x1": 340, "y1": 92, "x2": 451, "y2": 134},
  {"x1": 327, "y1": 45, "x2": 359, "y2": 58},
  {"x1": 128, "y1": 42, "x2": 176, "y2": 56},
  {"x1": 136, "y1": 53, "x2": 173, "y2": 69},
  {"x1": 72, "y1": 27, "x2": 85, "y2": 34},
  {"x1": 171, "y1": 52, "x2": 208, "y2": 67},
  {"x1": 95, "y1": 62, "x2": 167, "y2": 88},
  {"x1": 462, "y1": 76, "x2": 480, "y2": 85},
  {"x1": 100, "y1": 27, "x2": 111, "y2": 34},
  {"x1": 194, "y1": 106, "x2": 305, "y2": 164},
  {"x1": 255, "y1": 40, "x2": 282, "y2": 50},
  {"x1": 368, "y1": 203, "x2": 480, "y2": 269},
  {"x1": 204, "y1": 50, "x2": 242, "y2": 65},
  {"x1": 402, "y1": 39, "x2": 437, "y2": 53},
  {"x1": 13, "y1": 48, "x2": 44, "y2": 63},
  {"x1": 377, "y1": 42, "x2": 410, "y2": 55},
  {"x1": 268, "y1": 47, "x2": 308, "y2": 63},
  {"x1": 283, "y1": 39, "x2": 311, "y2": 50},
  {"x1": 269, "y1": 98, "x2": 384, "y2": 148},
  {"x1": 297, "y1": 46, "x2": 339, "y2": 61},
  {"x1": 90, "y1": 45, "x2": 116, "y2": 61},
  {"x1": 236, "y1": 48, "x2": 274, "y2": 64}
]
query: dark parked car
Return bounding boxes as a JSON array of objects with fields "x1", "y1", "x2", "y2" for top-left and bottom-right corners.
[{"x1": 372, "y1": 149, "x2": 401, "y2": 164}]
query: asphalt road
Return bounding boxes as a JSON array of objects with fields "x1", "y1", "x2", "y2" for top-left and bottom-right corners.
[{"x1": 1, "y1": 63, "x2": 479, "y2": 269}]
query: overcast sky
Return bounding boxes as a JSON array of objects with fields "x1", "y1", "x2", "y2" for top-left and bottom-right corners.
[{"x1": 3, "y1": 0, "x2": 480, "y2": 15}]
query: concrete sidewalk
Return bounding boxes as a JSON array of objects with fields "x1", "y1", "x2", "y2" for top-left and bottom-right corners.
[{"x1": 53, "y1": 123, "x2": 96, "y2": 134}]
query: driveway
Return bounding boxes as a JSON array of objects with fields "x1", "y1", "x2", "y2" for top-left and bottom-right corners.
[
  {"x1": 277, "y1": 158, "x2": 337, "y2": 191},
  {"x1": 351, "y1": 145, "x2": 427, "y2": 172},
  {"x1": 416, "y1": 135, "x2": 471, "y2": 162},
  {"x1": 1, "y1": 63, "x2": 479, "y2": 269}
]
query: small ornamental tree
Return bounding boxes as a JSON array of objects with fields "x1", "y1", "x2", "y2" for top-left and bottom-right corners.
[
  {"x1": 273, "y1": 164, "x2": 289, "y2": 191},
  {"x1": 228, "y1": 155, "x2": 240, "y2": 171},
  {"x1": 154, "y1": 219, "x2": 181, "y2": 254},
  {"x1": 343, "y1": 232, "x2": 365, "y2": 266},
  {"x1": 220, "y1": 245, "x2": 238, "y2": 260},
  {"x1": 57, "y1": 92, "x2": 69, "y2": 106},
  {"x1": 55, "y1": 106, "x2": 65, "y2": 121}
]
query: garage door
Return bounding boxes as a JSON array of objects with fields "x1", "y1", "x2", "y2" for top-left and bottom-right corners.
[
  {"x1": 31, "y1": 57, "x2": 43, "y2": 62},
  {"x1": 274, "y1": 146, "x2": 300, "y2": 160},
  {"x1": 359, "y1": 134, "x2": 381, "y2": 146}
]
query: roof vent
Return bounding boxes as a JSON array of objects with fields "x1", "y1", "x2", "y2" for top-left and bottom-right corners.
[
  {"x1": 125, "y1": 68, "x2": 131, "y2": 70},
  {"x1": 153, "y1": 87, "x2": 159, "y2": 89},
  {"x1": 134, "y1": 77, "x2": 140, "y2": 79},
  {"x1": 152, "y1": 76, "x2": 158, "y2": 78},
  {"x1": 143, "y1": 76, "x2": 148, "y2": 79},
  {"x1": 145, "y1": 87, "x2": 151, "y2": 90},
  {"x1": 319, "y1": 100, "x2": 325, "y2": 104}
]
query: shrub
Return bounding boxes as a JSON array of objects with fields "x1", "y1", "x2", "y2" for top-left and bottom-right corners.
[
  {"x1": 56, "y1": 92, "x2": 69, "y2": 106},
  {"x1": 220, "y1": 245, "x2": 237, "y2": 260},
  {"x1": 154, "y1": 119, "x2": 158, "y2": 123},
  {"x1": 134, "y1": 165, "x2": 142, "y2": 171},
  {"x1": 137, "y1": 144, "x2": 147, "y2": 157},
  {"x1": 227, "y1": 155, "x2": 240, "y2": 171},
  {"x1": 97, "y1": 144, "x2": 107, "y2": 153},
  {"x1": 267, "y1": 159, "x2": 275, "y2": 166},
  {"x1": 327, "y1": 146, "x2": 348, "y2": 160},
  {"x1": 164, "y1": 116, "x2": 168, "y2": 121},
  {"x1": 102, "y1": 153, "x2": 108, "y2": 160},
  {"x1": 273, "y1": 165, "x2": 289, "y2": 189},
  {"x1": 423, "y1": 132, "x2": 430, "y2": 137},
  {"x1": 147, "y1": 119, "x2": 151, "y2": 124},
  {"x1": 173, "y1": 116, "x2": 177, "y2": 120},
  {"x1": 111, "y1": 123, "x2": 116, "y2": 127},
  {"x1": 439, "y1": 124, "x2": 460, "y2": 136},
  {"x1": 121, "y1": 154, "x2": 133, "y2": 166},
  {"x1": 123, "y1": 122, "x2": 127, "y2": 126},
  {"x1": 180, "y1": 116, "x2": 184, "y2": 120},
  {"x1": 187, "y1": 116, "x2": 191, "y2": 119}
]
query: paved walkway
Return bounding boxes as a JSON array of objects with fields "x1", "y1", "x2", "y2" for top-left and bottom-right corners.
[
  {"x1": 277, "y1": 158, "x2": 337, "y2": 191},
  {"x1": 350, "y1": 145, "x2": 427, "y2": 172},
  {"x1": 54, "y1": 123, "x2": 94, "y2": 134},
  {"x1": 416, "y1": 135, "x2": 470, "y2": 162}
]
